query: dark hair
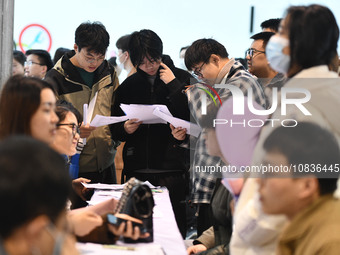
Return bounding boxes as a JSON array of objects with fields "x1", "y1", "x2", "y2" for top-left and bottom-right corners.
[
  {"x1": 260, "y1": 18, "x2": 282, "y2": 32},
  {"x1": 287, "y1": 4, "x2": 339, "y2": 70},
  {"x1": 185, "y1": 39, "x2": 229, "y2": 71},
  {"x1": 0, "y1": 136, "x2": 71, "y2": 239},
  {"x1": 56, "y1": 100, "x2": 82, "y2": 125},
  {"x1": 0, "y1": 75, "x2": 55, "y2": 139},
  {"x1": 13, "y1": 50, "x2": 26, "y2": 66},
  {"x1": 180, "y1": 46, "x2": 189, "y2": 53},
  {"x1": 263, "y1": 122, "x2": 340, "y2": 195},
  {"x1": 25, "y1": 49, "x2": 53, "y2": 71},
  {"x1": 129, "y1": 29, "x2": 163, "y2": 67},
  {"x1": 108, "y1": 57, "x2": 117, "y2": 67},
  {"x1": 116, "y1": 34, "x2": 132, "y2": 53},
  {"x1": 75, "y1": 21, "x2": 110, "y2": 56},
  {"x1": 250, "y1": 32, "x2": 275, "y2": 49},
  {"x1": 53, "y1": 47, "x2": 71, "y2": 65}
]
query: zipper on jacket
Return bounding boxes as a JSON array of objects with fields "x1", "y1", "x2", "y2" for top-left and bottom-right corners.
[
  {"x1": 146, "y1": 124, "x2": 150, "y2": 170},
  {"x1": 146, "y1": 81, "x2": 155, "y2": 170}
]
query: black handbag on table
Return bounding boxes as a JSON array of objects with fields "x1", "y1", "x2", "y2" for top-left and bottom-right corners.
[{"x1": 113, "y1": 177, "x2": 155, "y2": 243}]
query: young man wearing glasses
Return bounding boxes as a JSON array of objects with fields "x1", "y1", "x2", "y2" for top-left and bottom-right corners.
[
  {"x1": 45, "y1": 21, "x2": 119, "y2": 187},
  {"x1": 246, "y1": 32, "x2": 286, "y2": 105},
  {"x1": 25, "y1": 49, "x2": 53, "y2": 79},
  {"x1": 180, "y1": 38, "x2": 267, "y2": 236},
  {"x1": 111, "y1": 29, "x2": 193, "y2": 238}
]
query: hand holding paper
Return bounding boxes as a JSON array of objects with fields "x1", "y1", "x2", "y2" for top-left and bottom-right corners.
[
  {"x1": 153, "y1": 108, "x2": 201, "y2": 137},
  {"x1": 170, "y1": 124, "x2": 187, "y2": 141},
  {"x1": 80, "y1": 124, "x2": 96, "y2": 138},
  {"x1": 124, "y1": 119, "x2": 143, "y2": 134}
]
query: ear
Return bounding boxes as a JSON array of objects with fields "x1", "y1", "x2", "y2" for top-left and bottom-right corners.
[
  {"x1": 297, "y1": 177, "x2": 319, "y2": 200},
  {"x1": 210, "y1": 54, "x2": 221, "y2": 67},
  {"x1": 25, "y1": 215, "x2": 49, "y2": 241},
  {"x1": 41, "y1": 65, "x2": 48, "y2": 76},
  {"x1": 73, "y1": 44, "x2": 78, "y2": 52}
]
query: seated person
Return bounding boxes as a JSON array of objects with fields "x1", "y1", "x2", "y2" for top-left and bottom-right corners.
[
  {"x1": 0, "y1": 136, "x2": 79, "y2": 255},
  {"x1": 258, "y1": 122, "x2": 340, "y2": 254},
  {"x1": 0, "y1": 75, "x2": 149, "y2": 243}
]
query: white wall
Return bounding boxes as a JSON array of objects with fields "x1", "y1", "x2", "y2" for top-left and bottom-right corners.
[{"x1": 14, "y1": 0, "x2": 340, "y2": 66}]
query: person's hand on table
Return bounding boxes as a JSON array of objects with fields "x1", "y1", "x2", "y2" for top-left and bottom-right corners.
[
  {"x1": 108, "y1": 221, "x2": 150, "y2": 240},
  {"x1": 187, "y1": 244, "x2": 207, "y2": 254},
  {"x1": 72, "y1": 177, "x2": 93, "y2": 201}
]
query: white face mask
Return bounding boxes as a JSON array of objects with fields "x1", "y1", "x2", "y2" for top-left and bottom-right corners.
[
  {"x1": 178, "y1": 58, "x2": 187, "y2": 71},
  {"x1": 266, "y1": 35, "x2": 290, "y2": 74},
  {"x1": 116, "y1": 52, "x2": 127, "y2": 70}
]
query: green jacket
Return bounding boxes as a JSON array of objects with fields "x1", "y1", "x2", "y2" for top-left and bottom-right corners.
[{"x1": 45, "y1": 51, "x2": 119, "y2": 173}]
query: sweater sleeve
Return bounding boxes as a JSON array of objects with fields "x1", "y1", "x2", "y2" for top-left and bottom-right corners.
[
  {"x1": 194, "y1": 226, "x2": 215, "y2": 249},
  {"x1": 165, "y1": 70, "x2": 193, "y2": 121},
  {"x1": 110, "y1": 85, "x2": 130, "y2": 142}
]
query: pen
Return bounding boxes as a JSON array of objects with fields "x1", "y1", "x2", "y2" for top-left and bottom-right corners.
[{"x1": 103, "y1": 245, "x2": 136, "y2": 251}]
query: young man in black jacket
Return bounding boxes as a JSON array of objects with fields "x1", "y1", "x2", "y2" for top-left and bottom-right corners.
[{"x1": 111, "y1": 29, "x2": 193, "y2": 238}]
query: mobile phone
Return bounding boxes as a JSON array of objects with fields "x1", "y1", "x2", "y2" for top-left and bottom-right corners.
[{"x1": 107, "y1": 213, "x2": 147, "y2": 233}]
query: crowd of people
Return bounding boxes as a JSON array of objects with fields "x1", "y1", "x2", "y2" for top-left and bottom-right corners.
[{"x1": 2, "y1": 3, "x2": 340, "y2": 255}]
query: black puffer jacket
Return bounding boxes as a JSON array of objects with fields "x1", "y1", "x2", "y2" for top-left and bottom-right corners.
[{"x1": 110, "y1": 55, "x2": 193, "y2": 174}]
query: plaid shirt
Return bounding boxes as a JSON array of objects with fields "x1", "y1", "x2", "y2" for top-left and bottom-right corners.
[{"x1": 187, "y1": 59, "x2": 267, "y2": 204}]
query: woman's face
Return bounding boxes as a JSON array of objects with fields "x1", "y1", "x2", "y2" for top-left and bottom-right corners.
[
  {"x1": 12, "y1": 59, "x2": 24, "y2": 76},
  {"x1": 54, "y1": 111, "x2": 80, "y2": 156},
  {"x1": 278, "y1": 16, "x2": 290, "y2": 55},
  {"x1": 30, "y1": 88, "x2": 59, "y2": 144}
]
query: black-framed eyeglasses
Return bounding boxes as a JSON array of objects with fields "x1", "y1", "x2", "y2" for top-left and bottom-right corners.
[
  {"x1": 80, "y1": 50, "x2": 105, "y2": 64},
  {"x1": 192, "y1": 55, "x2": 211, "y2": 78},
  {"x1": 56, "y1": 123, "x2": 80, "y2": 137},
  {"x1": 245, "y1": 48, "x2": 265, "y2": 58},
  {"x1": 24, "y1": 60, "x2": 44, "y2": 67}
]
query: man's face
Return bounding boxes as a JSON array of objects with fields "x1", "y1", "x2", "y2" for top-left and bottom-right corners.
[
  {"x1": 246, "y1": 40, "x2": 268, "y2": 78},
  {"x1": 257, "y1": 151, "x2": 303, "y2": 218},
  {"x1": 138, "y1": 56, "x2": 161, "y2": 76},
  {"x1": 74, "y1": 45, "x2": 105, "y2": 73},
  {"x1": 24, "y1": 54, "x2": 47, "y2": 79},
  {"x1": 191, "y1": 55, "x2": 220, "y2": 85}
]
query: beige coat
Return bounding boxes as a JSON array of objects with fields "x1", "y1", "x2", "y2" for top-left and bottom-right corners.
[{"x1": 278, "y1": 195, "x2": 340, "y2": 255}]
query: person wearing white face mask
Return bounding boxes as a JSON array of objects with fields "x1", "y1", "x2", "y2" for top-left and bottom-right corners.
[
  {"x1": 231, "y1": 4, "x2": 340, "y2": 255},
  {"x1": 116, "y1": 34, "x2": 136, "y2": 83},
  {"x1": 114, "y1": 34, "x2": 137, "y2": 183},
  {"x1": 265, "y1": 35, "x2": 290, "y2": 75}
]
